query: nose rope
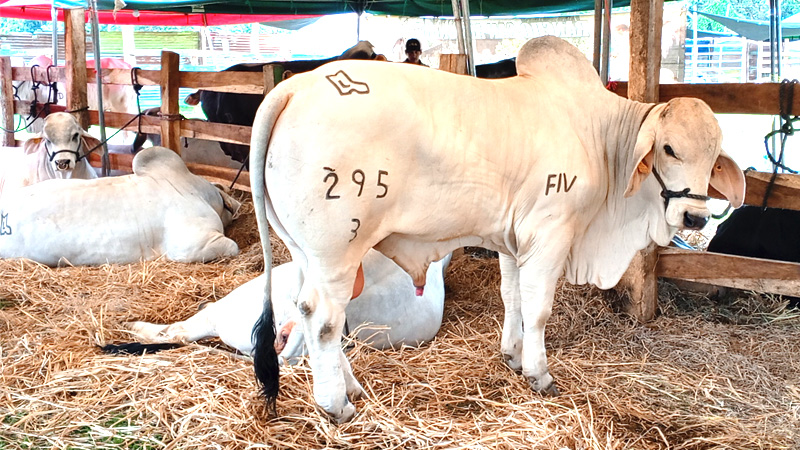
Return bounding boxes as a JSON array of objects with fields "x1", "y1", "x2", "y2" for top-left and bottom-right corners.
[{"x1": 650, "y1": 167, "x2": 711, "y2": 209}]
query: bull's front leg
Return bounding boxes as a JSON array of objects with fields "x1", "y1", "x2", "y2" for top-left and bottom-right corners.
[
  {"x1": 517, "y1": 261, "x2": 562, "y2": 396},
  {"x1": 298, "y1": 281, "x2": 363, "y2": 423}
]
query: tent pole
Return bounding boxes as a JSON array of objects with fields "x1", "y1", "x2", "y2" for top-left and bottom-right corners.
[
  {"x1": 51, "y1": 5, "x2": 59, "y2": 64},
  {"x1": 88, "y1": 0, "x2": 109, "y2": 177},
  {"x1": 357, "y1": 11, "x2": 362, "y2": 41},
  {"x1": 593, "y1": 0, "x2": 602, "y2": 73},
  {"x1": 451, "y1": 0, "x2": 466, "y2": 55},
  {"x1": 460, "y1": 0, "x2": 476, "y2": 76},
  {"x1": 600, "y1": 0, "x2": 612, "y2": 84}
]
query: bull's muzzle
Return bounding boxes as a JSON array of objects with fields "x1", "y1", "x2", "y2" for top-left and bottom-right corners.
[
  {"x1": 683, "y1": 211, "x2": 709, "y2": 230},
  {"x1": 55, "y1": 159, "x2": 72, "y2": 171}
]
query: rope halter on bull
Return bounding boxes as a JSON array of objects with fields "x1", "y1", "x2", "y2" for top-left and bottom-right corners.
[
  {"x1": 762, "y1": 79, "x2": 800, "y2": 208},
  {"x1": 0, "y1": 64, "x2": 60, "y2": 134}
]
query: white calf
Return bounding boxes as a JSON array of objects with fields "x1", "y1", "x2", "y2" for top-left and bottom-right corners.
[
  {"x1": 0, "y1": 112, "x2": 99, "y2": 198},
  {"x1": 127, "y1": 250, "x2": 451, "y2": 362}
]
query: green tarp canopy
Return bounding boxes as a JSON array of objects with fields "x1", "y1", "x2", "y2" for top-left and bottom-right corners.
[{"x1": 54, "y1": 0, "x2": 632, "y2": 17}]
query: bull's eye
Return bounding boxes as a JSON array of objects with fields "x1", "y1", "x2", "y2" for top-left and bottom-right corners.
[{"x1": 664, "y1": 144, "x2": 677, "y2": 159}]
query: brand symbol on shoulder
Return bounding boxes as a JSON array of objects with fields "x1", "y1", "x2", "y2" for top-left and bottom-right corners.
[
  {"x1": 326, "y1": 70, "x2": 371, "y2": 96},
  {"x1": 0, "y1": 211, "x2": 11, "y2": 236}
]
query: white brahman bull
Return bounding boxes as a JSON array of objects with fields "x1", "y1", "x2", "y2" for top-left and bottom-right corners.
[
  {"x1": 0, "y1": 146, "x2": 240, "y2": 266},
  {"x1": 126, "y1": 250, "x2": 451, "y2": 362},
  {"x1": 0, "y1": 112, "x2": 99, "y2": 198},
  {"x1": 248, "y1": 36, "x2": 746, "y2": 422}
]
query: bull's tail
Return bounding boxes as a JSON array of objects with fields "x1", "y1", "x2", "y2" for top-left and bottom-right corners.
[{"x1": 249, "y1": 81, "x2": 295, "y2": 417}]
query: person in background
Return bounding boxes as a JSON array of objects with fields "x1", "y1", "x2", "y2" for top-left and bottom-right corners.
[{"x1": 403, "y1": 38, "x2": 428, "y2": 66}]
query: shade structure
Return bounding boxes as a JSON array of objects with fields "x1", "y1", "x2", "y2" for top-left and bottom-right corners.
[
  {"x1": 0, "y1": 0, "x2": 322, "y2": 26},
  {"x1": 2, "y1": 0, "x2": 636, "y2": 22},
  {"x1": 698, "y1": 11, "x2": 800, "y2": 41}
]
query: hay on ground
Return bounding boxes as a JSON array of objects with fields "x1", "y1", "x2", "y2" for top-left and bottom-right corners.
[{"x1": 0, "y1": 193, "x2": 798, "y2": 449}]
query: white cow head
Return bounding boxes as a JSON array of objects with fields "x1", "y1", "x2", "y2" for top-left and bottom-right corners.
[
  {"x1": 625, "y1": 98, "x2": 745, "y2": 231},
  {"x1": 24, "y1": 112, "x2": 101, "y2": 174}
]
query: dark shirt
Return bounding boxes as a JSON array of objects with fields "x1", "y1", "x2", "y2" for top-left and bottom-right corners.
[{"x1": 403, "y1": 59, "x2": 428, "y2": 67}]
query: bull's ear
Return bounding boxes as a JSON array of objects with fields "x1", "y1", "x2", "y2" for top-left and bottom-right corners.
[
  {"x1": 80, "y1": 130, "x2": 102, "y2": 155},
  {"x1": 23, "y1": 137, "x2": 43, "y2": 155},
  {"x1": 710, "y1": 150, "x2": 746, "y2": 208},
  {"x1": 624, "y1": 103, "x2": 666, "y2": 197}
]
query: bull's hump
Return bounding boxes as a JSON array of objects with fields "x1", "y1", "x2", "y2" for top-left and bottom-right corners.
[
  {"x1": 132, "y1": 146, "x2": 191, "y2": 177},
  {"x1": 515, "y1": 36, "x2": 604, "y2": 89}
]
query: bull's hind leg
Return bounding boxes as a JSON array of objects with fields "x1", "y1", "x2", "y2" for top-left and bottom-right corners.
[
  {"x1": 499, "y1": 253, "x2": 523, "y2": 371},
  {"x1": 298, "y1": 264, "x2": 362, "y2": 423}
]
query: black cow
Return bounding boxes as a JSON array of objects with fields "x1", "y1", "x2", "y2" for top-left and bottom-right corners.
[
  {"x1": 707, "y1": 205, "x2": 800, "y2": 262},
  {"x1": 475, "y1": 58, "x2": 517, "y2": 79},
  {"x1": 186, "y1": 41, "x2": 384, "y2": 165}
]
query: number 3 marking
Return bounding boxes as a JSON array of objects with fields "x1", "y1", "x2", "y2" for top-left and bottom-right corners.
[{"x1": 349, "y1": 218, "x2": 360, "y2": 242}]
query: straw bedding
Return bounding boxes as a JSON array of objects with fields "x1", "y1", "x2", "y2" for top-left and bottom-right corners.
[{"x1": 1, "y1": 195, "x2": 798, "y2": 449}]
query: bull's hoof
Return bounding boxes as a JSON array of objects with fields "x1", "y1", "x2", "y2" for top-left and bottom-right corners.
[
  {"x1": 320, "y1": 401, "x2": 356, "y2": 424},
  {"x1": 502, "y1": 353, "x2": 522, "y2": 372},
  {"x1": 347, "y1": 383, "x2": 365, "y2": 402},
  {"x1": 528, "y1": 376, "x2": 560, "y2": 396}
]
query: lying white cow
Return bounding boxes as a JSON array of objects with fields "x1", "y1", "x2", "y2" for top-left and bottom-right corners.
[
  {"x1": 0, "y1": 112, "x2": 99, "y2": 198},
  {"x1": 0, "y1": 146, "x2": 240, "y2": 266},
  {"x1": 248, "y1": 36, "x2": 746, "y2": 421},
  {"x1": 126, "y1": 250, "x2": 451, "y2": 362}
]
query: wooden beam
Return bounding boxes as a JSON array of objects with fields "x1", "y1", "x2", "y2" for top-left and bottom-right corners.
[
  {"x1": 628, "y1": 0, "x2": 663, "y2": 103},
  {"x1": 659, "y1": 247, "x2": 800, "y2": 280},
  {"x1": 181, "y1": 70, "x2": 264, "y2": 94},
  {"x1": 64, "y1": 8, "x2": 88, "y2": 130},
  {"x1": 181, "y1": 119, "x2": 250, "y2": 146},
  {"x1": 608, "y1": 82, "x2": 798, "y2": 115},
  {"x1": 0, "y1": 57, "x2": 14, "y2": 147},
  {"x1": 159, "y1": 51, "x2": 182, "y2": 154},
  {"x1": 86, "y1": 152, "x2": 250, "y2": 192},
  {"x1": 658, "y1": 247, "x2": 800, "y2": 297}
]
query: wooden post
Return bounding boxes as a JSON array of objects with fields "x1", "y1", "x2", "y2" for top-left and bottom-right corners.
[
  {"x1": 439, "y1": 54, "x2": 468, "y2": 75},
  {"x1": 628, "y1": 0, "x2": 663, "y2": 103},
  {"x1": 617, "y1": 242, "x2": 660, "y2": 321},
  {"x1": 160, "y1": 51, "x2": 181, "y2": 154},
  {"x1": 263, "y1": 63, "x2": 281, "y2": 96},
  {"x1": 64, "y1": 8, "x2": 89, "y2": 130},
  {"x1": 0, "y1": 57, "x2": 14, "y2": 146},
  {"x1": 616, "y1": 0, "x2": 664, "y2": 322}
]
